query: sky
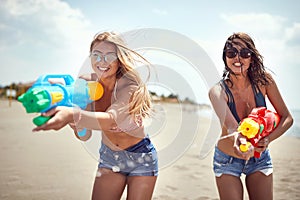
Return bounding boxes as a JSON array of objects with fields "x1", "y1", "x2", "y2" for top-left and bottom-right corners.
[{"x1": 1, "y1": 0, "x2": 300, "y2": 109}]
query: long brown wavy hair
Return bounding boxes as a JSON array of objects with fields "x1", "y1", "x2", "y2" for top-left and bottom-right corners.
[{"x1": 222, "y1": 32, "x2": 271, "y2": 87}]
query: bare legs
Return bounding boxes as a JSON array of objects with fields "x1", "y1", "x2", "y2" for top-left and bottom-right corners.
[
  {"x1": 216, "y1": 174, "x2": 244, "y2": 200},
  {"x1": 92, "y1": 168, "x2": 157, "y2": 200},
  {"x1": 126, "y1": 176, "x2": 157, "y2": 200},
  {"x1": 246, "y1": 172, "x2": 273, "y2": 200},
  {"x1": 92, "y1": 168, "x2": 127, "y2": 200},
  {"x1": 216, "y1": 172, "x2": 273, "y2": 200}
]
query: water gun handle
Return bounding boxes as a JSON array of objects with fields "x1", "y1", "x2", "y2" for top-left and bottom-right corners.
[
  {"x1": 239, "y1": 141, "x2": 252, "y2": 153},
  {"x1": 254, "y1": 151, "x2": 261, "y2": 158},
  {"x1": 33, "y1": 115, "x2": 51, "y2": 126},
  {"x1": 239, "y1": 142, "x2": 262, "y2": 158},
  {"x1": 34, "y1": 74, "x2": 74, "y2": 86},
  {"x1": 34, "y1": 114, "x2": 88, "y2": 136}
]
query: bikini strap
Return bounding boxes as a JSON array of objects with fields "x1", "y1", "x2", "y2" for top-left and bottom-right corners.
[
  {"x1": 251, "y1": 82, "x2": 259, "y2": 95},
  {"x1": 220, "y1": 79, "x2": 241, "y2": 122},
  {"x1": 220, "y1": 79, "x2": 234, "y2": 104},
  {"x1": 250, "y1": 82, "x2": 267, "y2": 108}
]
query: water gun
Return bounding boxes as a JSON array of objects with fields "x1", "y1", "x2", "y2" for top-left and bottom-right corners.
[
  {"x1": 238, "y1": 107, "x2": 280, "y2": 158},
  {"x1": 18, "y1": 74, "x2": 103, "y2": 136}
]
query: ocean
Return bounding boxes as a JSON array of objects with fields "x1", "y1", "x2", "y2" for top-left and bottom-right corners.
[{"x1": 286, "y1": 109, "x2": 300, "y2": 138}]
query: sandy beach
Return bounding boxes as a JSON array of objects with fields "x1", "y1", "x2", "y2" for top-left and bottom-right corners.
[{"x1": 0, "y1": 99, "x2": 299, "y2": 200}]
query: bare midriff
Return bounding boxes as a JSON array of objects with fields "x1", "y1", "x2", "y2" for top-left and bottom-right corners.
[
  {"x1": 217, "y1": 127, "x2": 244, "y2": 159},
  {"x1": 102, "y1": 129, "x2": 146, "y2": 151}
]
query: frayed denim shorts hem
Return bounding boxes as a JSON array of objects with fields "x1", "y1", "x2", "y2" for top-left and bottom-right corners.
[
  {"x1": 213, "y1": 146, "x2": 273, "y2": 177},
  {"x1": 98, "y1": 137, "x2": 158, "y2": 177}
]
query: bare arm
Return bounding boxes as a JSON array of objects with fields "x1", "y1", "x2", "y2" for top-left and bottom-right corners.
[
  {"x1": 209, "y1": 83, "x2": 254, "y2": 159},
  {"x1": 32, "y1": 75, "x2": 140, "y2": 134},
  {"x1": 208, "y1": 83, "x2": 239, "y2": 136},
  {"x1": 265, "y1": 74, "x2": 294, "y2": 142},
  {"x1": 32, "y1": 74, "x2": 116, "y2": 133},
  {"x1": 32, "y1": 106, "x2": 116, "y2": 132}
]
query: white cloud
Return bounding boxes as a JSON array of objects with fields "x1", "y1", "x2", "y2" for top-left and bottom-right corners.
[
  {"x1": 220, "y1": 13, "x2": 286, "y2": 38},
  {"x1": 219, "y1": 12, "x2": 300, "y2": 65},
  {"x1": 1, "y1": 0, "x2": 92, "y2": 48},
  {"x1": 0, "y1": 0, "x2": 94, "y2": 85},
  {"x1": 3, "y1": 0, "x2": 40, "y2": 16},
  {"x1": 152, "y1": 8, "x2": 168, "y2": 16},
  {"x1": 286, "y1": 22, "x2": 300, "y2": 46}
]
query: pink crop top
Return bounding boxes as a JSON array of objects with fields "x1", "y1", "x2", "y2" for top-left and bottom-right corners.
[{"x1": 105, "y1": 75, "x2": 143, "y2": 133}]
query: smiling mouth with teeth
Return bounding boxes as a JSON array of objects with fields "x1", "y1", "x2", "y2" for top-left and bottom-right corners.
[
  {"x1": 97, "y1": 66, "x2": 110, "y2": 71},
  {"x1": 233, "y1": 62, "x2": 242, "y2": 67}
]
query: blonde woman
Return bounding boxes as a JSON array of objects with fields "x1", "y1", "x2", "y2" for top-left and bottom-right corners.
[{"x1": 33, "y1": 31, "x2": 158, "y2": 200}]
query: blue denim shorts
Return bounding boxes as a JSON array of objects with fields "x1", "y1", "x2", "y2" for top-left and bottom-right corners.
[
  {"x1": 213, "y1": 146, "x2": 273, "y2": 177},
  {"x1": 98, "y1": 137, "x2": 158, "y2": 176}
]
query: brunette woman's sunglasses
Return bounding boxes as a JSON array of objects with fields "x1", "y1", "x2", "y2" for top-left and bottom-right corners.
[{"x1": 225, "y1": 47, "x2": 252, "y2": 59}]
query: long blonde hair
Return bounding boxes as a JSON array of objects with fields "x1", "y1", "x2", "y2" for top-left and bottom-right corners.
[{"x1": 90, "y1": 31, "x2": 152, "y2": 118}]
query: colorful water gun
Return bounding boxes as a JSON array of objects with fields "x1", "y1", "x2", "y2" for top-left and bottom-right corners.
[
  {"x1": 18, "y1": 74, "x2": 103, "y2": 136},
  {"x1": 238, "y1": 107, "x2": 280, "y2": 158}
]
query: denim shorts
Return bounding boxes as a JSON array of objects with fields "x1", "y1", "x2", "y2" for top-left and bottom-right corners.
[
  {"x1": 213, "y1": 146, "x2": 273, "y2": 177},
  {"x1": 98, "y1": 137, "x2": 158, "y2": 176}
]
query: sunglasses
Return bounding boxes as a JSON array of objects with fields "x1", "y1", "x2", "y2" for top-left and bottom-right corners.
[
  {"x1": 90, "y1": 52, "x2": 118, "y2": 63},
  {"x1": 224, "y1": 47, "x2": 252, "y2": 59}
]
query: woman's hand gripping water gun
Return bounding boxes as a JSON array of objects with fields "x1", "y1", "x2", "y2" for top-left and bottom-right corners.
[
  {"x1": 238, "y1": 107, "x2": 280, "y2": 158},
  {"x1": 18, "y1": 74, "x2": 103, "y2": 136}
]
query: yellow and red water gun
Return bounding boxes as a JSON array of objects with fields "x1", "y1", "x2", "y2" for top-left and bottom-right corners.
[{"x1": 238, "y1": 107, "x2": 280, "y2": 158}]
